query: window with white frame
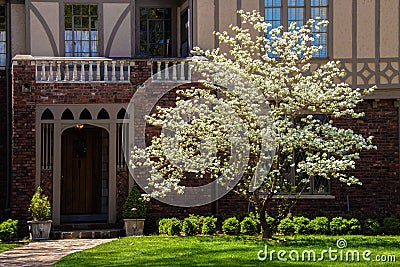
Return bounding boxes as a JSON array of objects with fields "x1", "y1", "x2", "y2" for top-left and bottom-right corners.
[
  {"x1": 279, "y1": 114, "x2": 331, "y2": 195},
  {"x1": 64, "y1": 4, "x2": 99, "y2": 57},
  {"x1": 265, "y1": 0, "x2": 328, "y2": 57}
]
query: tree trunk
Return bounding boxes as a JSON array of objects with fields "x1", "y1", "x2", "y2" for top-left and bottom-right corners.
[{"x1": 259, "y1": 203, "x2": 272, "y2": 238}]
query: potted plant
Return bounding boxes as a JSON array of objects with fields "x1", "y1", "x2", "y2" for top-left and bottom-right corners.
[
  {"x1": 28, "y1": 186, "x2": 52, "y2": 241},
  {"x1": 122, "y1": 184, "x2": 147, "y2": 236}
]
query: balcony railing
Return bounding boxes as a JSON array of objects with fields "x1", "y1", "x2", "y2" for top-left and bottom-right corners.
[
  {"x1": 35, "y1": 57, "x2": 133, "y2": 82},
  {"x1": 33, "y1": 57, "x2": 193, "y2": 83},
  {"x1": 30, "y1": 56, "x2": 399, "y2": 89},
  {"x1": 150, "y1": 58, "x2": 192, "y2": 82}
]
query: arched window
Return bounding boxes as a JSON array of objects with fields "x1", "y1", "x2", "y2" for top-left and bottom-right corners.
[
  {"x1": 61, "y1": 108, "x2": 74, "y2": 120},
  {"x1": 117, "y1": 108, "x2": 127, "y2": 119},
  {"x1": 79, "y1": 108, "x2": 92, "y2": 120},
  {"x1": 97, "y1": 108, "x2": 110, "y2": 119},
  {"x1": 41, "y1": 108, "x2": 54, "y2": 120}
]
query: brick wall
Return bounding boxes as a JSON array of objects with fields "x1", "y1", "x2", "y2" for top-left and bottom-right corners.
[
  {"x1": 0, "y1": 70, "x2": 6, "y2": 220},
  {"x1": 293, "y1": 99, "x2": 400, "y2": 219},
  {"x1": 11, "y1": 58, "x2": 400, "y2": 236}
]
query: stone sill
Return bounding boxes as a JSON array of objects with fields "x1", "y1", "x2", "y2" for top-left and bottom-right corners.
[{"x1": 272, "y1": 194, "x2": 335, "y2": 200}]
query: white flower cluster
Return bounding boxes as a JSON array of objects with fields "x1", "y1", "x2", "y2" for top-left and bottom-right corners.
[{"x1": 129, "y1": 11, "x2": 376, "y2": 212}]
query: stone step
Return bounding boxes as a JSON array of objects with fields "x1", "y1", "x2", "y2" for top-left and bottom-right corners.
[
  {"x1": 52, "y1": 228, "x2": 123, "y2": 239},
  {"x1": 54, "y1": 223, "x2": 119, "y2": 231}
]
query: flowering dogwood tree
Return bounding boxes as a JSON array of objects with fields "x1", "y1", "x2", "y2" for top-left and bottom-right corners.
[{"x1": 130, "y1": 11, "x2": 375, "y2": 238}]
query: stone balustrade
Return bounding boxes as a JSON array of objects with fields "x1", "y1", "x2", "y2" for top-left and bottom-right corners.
[
  {"x1": 31, "y1": 57, "x2": 193, "y2": 83},
  {"x1": 34, "y1": 57, "x2": 134, "y2": 82},
  {"x1": 150, "y1": 58, "x2": 192, "y2": 82}
]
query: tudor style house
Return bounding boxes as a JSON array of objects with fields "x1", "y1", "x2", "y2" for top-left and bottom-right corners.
[{"x1": 1, "y1": 0, "x2": 400, "y2": 236}]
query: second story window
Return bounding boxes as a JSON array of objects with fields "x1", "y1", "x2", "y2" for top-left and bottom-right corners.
[
  {"x1": 265, "y1": 0, "x2": 328, "y2": 57},
  {"x1": 65, "y1": 4, "x2": 98, "y2": 57},
  {"x1": 140, "y1": 8, "x2": 172, "y2": 57},
  {"x1": 0, "y1": 5, "x2": 6, "y2": 66}
]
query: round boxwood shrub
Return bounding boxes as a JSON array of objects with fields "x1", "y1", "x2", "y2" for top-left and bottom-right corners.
[
  {"x1": 347, "y1": 218, "x2": 361, "y2": 234},
  {"x1": 0, "y1": 219, "x2": 18, "y2": 242},
  {"x1": 382, "y1": 217, "x2": 400, "y2": 235},
  {"x1": 278, "y1": 217, "x2": 295, "y2": 236},
  {"x1": 202, "y1": 216, "x2": 217, "y2": 235},
  {"x1": 167, "y1": 218, "x2": 182, "y2": 236},
  {"x1": 182, "y1": 215, "x2": 200, "y2": 236},
  {"x1": 240, "y1": 217, "x2": 258, "y2": 235},
  {"x1": 330, "y1": 217, "x2": 348, "y2": 235},
  {"x1": 293, "y1": 216, "x2": 311, "y2": 235},
  {"x1": 158, "y1": 218, "x2": 170, "y2": 235},
  {"x1": 222, "y1": 217, "x2": 240, "y2": 235},
  {"x1": 309, "y1": 217, "x2": 329, "y2": 235},
  {"x1": 363, "y1": 218, "x2": 381, "y2": 235}
]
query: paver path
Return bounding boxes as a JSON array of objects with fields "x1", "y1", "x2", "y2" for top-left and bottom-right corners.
[{"x1": 0, "y1": 239, "x2": 114, "y2": 266}]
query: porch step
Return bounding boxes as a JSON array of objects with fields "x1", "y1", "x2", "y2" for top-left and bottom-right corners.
[
  {"x1": 52, "y1": 228, "x2": 123, "y2": 239},
  {"x1": 55, "y1": 223, "x2": 117, "y2": 231}
]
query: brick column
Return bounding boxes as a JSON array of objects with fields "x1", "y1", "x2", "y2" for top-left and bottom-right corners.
[{"x1": 11, "y1": 55, "x2": 37, "y2": 231}]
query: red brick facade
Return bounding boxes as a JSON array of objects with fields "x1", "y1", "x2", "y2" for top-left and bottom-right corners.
[
  {"x1": 0, "y1": 70, "x2": 7, "y2": 220},
  {"x1": 9, "y1": 58, "x2": 400, "y2": 235},
  {"x1": 293, "y1": 99, "x2": 400, "y2": 218}
]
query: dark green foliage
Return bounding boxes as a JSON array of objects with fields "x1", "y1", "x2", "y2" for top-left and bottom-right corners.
[
  {"x1": 330, "y1": 217, "x2": 348, "y2": 235},
  {"x1": 158, "y1": 218, "x2": 170, "y2": 234},
  {"x1": 309, "y1": 217, "x2": 329, "y2": 235},
  {"x1": 382, "y1": 217, "x2": 400, "y2": 235},
  {"x1": 182, "y1": 215, "x2": 200, "y2": 236},
  {"x1": 293, "y1": 216, "x2": 311, "y2": 235},
  {"x1": 0, "y1": 219, "x2": 18, "y2": 242},
  {"x1": 222, "y1": 217, "x2": 240, "y2": 235},
  {"x1": 347, "y1": 218, "x2": 361, "y2": 234},
  {"x1": 265, "y1": 215, "x2": 277, "y2": 234},
  {"x1": 28, "y1": 186, "x2": 51, "y2": 221},
  {"x1": 122, "y1": 185, "x2": 147, "y2": 219},
  {"x1": 202, "y1": 216, "x2": 217, "y2": 235},
  {"x1": 240, "y1": 217, "x2": 258, "y2": 235},
  {"x1": 167, "y1": 218, "x2": 182, "y2": 236},
  {"x1": 363, "y1": 218, "x2": 381, "y2": 235},
  {"x1": 278, "y1": 217, "x2": 295, "y2": 236}
]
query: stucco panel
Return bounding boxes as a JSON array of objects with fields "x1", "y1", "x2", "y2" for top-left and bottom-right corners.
[
  {"x1": 30, "y1": 2, "x2": 59, "y2": 56},
  {"x1": 196, "y1": 0, "x2": 214, "y2": 50},
  {"x1": 380, "y1": 0, "x2": 398, "y2": 58},
  {"x1": 357, "y1": 0, "x2": 375, "y2": 58},
  {"x1": 219, "y1": 0, "x2": 237, "y2": 32},
  {"x1": 332, "y1": 0, "x2": 352, "y2": 59},
  {"x1": 103, "y1": 3, "x2": 131, "y2": 57},
  {"x1": 11, "y1": 4, "x2": 26, "y2": 57},
  {"x1": 241, "y1": 0, "x2": 259, "y2": 12},
  {"x1": 30, "y1": 10, "x2": 53, "y2": 56}
]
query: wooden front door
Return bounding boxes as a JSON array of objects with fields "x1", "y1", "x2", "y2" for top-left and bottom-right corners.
[{"x1": 61, "y1": 125, "x2": 102, "y2": 218}]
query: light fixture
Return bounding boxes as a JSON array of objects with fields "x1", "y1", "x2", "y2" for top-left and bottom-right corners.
[{"x1": 75, "y1": 124, "x2": 84, "y2": 130}]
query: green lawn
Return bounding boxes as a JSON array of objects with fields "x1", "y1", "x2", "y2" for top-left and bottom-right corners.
[
  {"x1": 54, "y1": 235, "x2": 399, "y2": 266},
  {"x1": 0, "y1": 243, "x2": 21, "y2": 253}
]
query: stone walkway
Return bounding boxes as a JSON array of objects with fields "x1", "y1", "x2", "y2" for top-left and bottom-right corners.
[{"x1": 0, "y1": 239, "x2": 114, "y2": 266}]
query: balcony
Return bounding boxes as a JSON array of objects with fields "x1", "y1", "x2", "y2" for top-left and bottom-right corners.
[{"x1": 28, "y1": 56, "x2": 193, "y2": 83}]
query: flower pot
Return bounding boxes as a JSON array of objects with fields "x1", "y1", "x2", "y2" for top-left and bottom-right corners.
[
  {"x1": 28, "y1": 220, "x2": 52, "y2": 241},
  {"x1": 123, "y1": 219, "x2": 145, "y2": 236}
]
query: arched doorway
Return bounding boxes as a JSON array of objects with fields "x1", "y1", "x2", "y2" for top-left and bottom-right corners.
[{"x1": 60, "y1": 124, "x2": 109, "y2": 223}]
